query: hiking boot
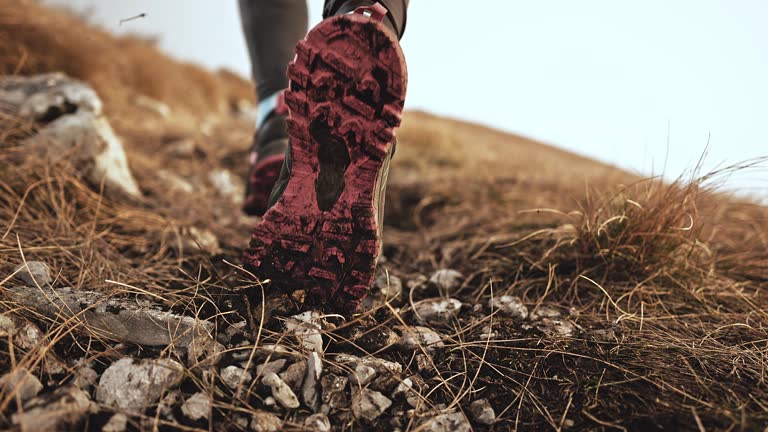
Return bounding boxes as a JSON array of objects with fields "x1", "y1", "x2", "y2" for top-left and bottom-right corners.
[
  {"x1": 243, "y1": 3, "x2": 407, "y2": 315},
  {"x1": 242, "y1": 99, "x2": 289, "y2": 216}
]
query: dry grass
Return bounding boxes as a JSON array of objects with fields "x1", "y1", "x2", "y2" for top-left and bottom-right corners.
[{"x1": 1, "y1": 1, "x2": 767, "y2": 431}]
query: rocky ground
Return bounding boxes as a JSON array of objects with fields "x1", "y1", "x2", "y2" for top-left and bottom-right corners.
[{"x1": 2, "y1": 2, "x2": 768, "y2": 431}]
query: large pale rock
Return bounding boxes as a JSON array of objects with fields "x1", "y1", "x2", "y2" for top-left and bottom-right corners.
[
  {"x1": 302, "y1": 352, "x2": 323, "y2": 411},
  {"x1": 397, "y1": 326, "x2": 445, "y2": 351},
  {"x1": 181, "y1": 392, "x2": 211, "y2": 421},
  {"x1": 5, "y1": 285, "x2": 213, "y2": 348},
  {"x1": 429, "y1": 269, "x2": 464, "y2": 294},
  {"x1": 13, "y1": 261, "x2": 52, "y2": 286},
  {"x1": 470, "y1": 399, "x2": 496, "y2": 425},
  {"x1": 0, "y1": 73, "x2": 140, "y2": 197},
  {"x1": 262, "y1": 372, "x2": 299, "y2": 409},
  {"x1": 283, "y1": 311, "x2": 324, "y2": 354},
  {"x1": 96, "y1": 358, "x2": 184, "y2": 412},
  {"x1": 0, "y1": 368, "x2": 43, "y2": 402},
  {"x1": 351, "y1": 389, "x2": 392, "y2": 421},
  {"x1": 413, "y1": 298, "x2": 463, "y2": 324},
  {"x1": 11, "y1": 386, "x2": 91, "y2": 431}
]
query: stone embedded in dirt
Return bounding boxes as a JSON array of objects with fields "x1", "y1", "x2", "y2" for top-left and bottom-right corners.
[
  {"x1": 1, "y1": 314, "x2": 66, "y2": 376},
  {"x1": 530, "y1": 306, "x2": 561, "y2": 320},
  {"x1": 320, "y1": 373, "x2": 349, "y2": 412},
  {"x1": 535, "y1": 317, "x2": 576, "y2": 338},
  {"x1": 351, "y1": 388, "x2": 392, "y2": 421},
  {"x1": 257, "y1": 359, "x2": 288, "y2": 377},
  {"x1": 96, "y1": 358, "x2": 184, "y2": 412},
  {"x1": 262, "y1": 372, "x2": 300, "y2": 409},
  {"x1": 349, "y1": 364, "x2": 377, "y2": 387},
  {"x1": 221, "y1": 365, "x2": 252, "y2": 390},
  {"x1": 346, "y1": 324, "x2": 400, "y2": 352},
  {"x1": 302, "y1": 352, "x2": 323, "y2": 411},
  {"x1": 279, "y1": 361, "x2": 306, "y2": 394},
  {"x1": 416, "y1": 354, "x2": 432, "y2": 374},
  {"x1": 392, "y1": 377, "x2": 422, "y2": 408},
  {"x1": 181, "y1": 226, "x2": 221, "y2": 255},
  {"x1": 305, "y1": 413, "x2": 332, "y2": 431},
  {"x1": 0, "y1": 73, "x2": 141, "y2": 197},
  {"x1": 72, "y1": 366, "x2": 98, "y2": 390},
  {"x1": 186, "y1": 334, "x2": 225, "y2": 369},
  {"x1": 470, "y1": 399, "x2": 496, "y2": 425},
  {"x1": 429, "y1": 269, "x2": 464, "y2": 294},
  {"x1": 284, "y1": 311, "x2": 325, "y2": 354},
  {"x1": 334, "y1": 354, "x2": 403, "y2": 376},
  {"x1": 413, "y1": 298, "x2": 462, "y2": 324},
  {"x1": 102, "y1": 413, "x2": 128, "y2": 432},
  {"x1": 14, "y1": 261, "x2": 52, "y2": 286},
  {"x1": 11, "y1": 386, "x2": 91, "y2": 431},
  {"x1": 489, "y1": 295, "x2": 528, "y2": 320},
  {"x1": 209, "y1": 169, "x2": 245, "y2": 205},
  {"x1": 363, "y1": 271, "x2": 403, "y2": 309},
  {"x1": 250, "y1": 410, "x2": 283, "y2": 432},
  {"x1": 397, "y1": 326, "x2": 445, "y2": 351},
  {"x1": 5, "y1": 285, "x2": 214, "y2": 348},
  {"x1": 590, "y1": 327, "x2": 618, "y2": 342},
  {"x1": 0, "y1": 368, "x2": 43, "y2": 402},
  {"x1": 422, "y1": 411, "x2": 471, "y2": 432},
  {"x1": 181, "y1": 392, "x2": 211, "y2": 421}
]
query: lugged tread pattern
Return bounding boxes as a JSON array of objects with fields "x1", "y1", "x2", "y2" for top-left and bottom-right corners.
[{"x1": 243, "y1": 13, "x2": 406, "y2": 314}]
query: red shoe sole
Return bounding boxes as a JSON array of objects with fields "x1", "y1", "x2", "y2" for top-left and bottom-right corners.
[
  {"x1": 243, "y1": 154, "x2": 285, "y2": 216},
  {"x1": 243, "y1": 13, "x2": 407, "y2": 314}
]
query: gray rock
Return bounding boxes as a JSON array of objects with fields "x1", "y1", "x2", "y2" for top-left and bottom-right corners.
[
  {"x1": 363, "y1": 271, "x2": 403, "y2": 309},
  {"x1": 349, "y1": 364, "x2": 377, "y2": 387},
  {"x1": 102, "y1": 413, "x2": 128, "y2": 432},
  {"x1": 305, "y1": 413, "x2": 331, "y2": 431},
  {"x1": 256, "y1": 359, "x2": 287, "y2": 377},
  {"x1": 181, "y1": 392, "x2": 211, "y2": 421},
  {"x1": 535, "y1": 317, "x2": 575, "y2": 337},
  {"x1": 181, "y1": 226, "x2": 221, "y2": 255},
  {"x1": 302, "y1": 352, "x2": 323, "y2": 411},
  {"x1": 423, "y1": 412, "x2": 471, "y2": 432},
  {"x1": 489, "y1": 295, "x2": 528, "y2": 320},
  {"x1": 0, "y1": 314, "x2": 15, "y2": 338},
  {"x1": 262, "y1": 372, "x2": 299, "y2": 409},
  {"x1": 72, "y1": 366, "x2": 98, "y2": 390},
  {"x1": 320, "y1": 374, "x2": 349, "y2": 412},
  {"x1": 5, "y1": 285, "x2": 213, "y2": 348},
  {"x1": 14, "y1": 261, "x2": 52, "y2": 286},
  {"x1": 11, "y1": 386, "x2": 91, "y2": 431},
  {"x1": 279, "y1": 361, "x2": 306, "y2": 393},
  {"x1": 416, "y1": 354, "x2": 432, "y2": 373},
  {"x1": 5, "y1": 316, "x2": 66, "y2": 375},
  {"x1": 209, "y1": 169, "x2": 244, "y2": 205},
  {"x1": 221, "y1": 365, "x2": 252, "y2": 390},
  {"x1": 429, "y1": 269, "x2": 464, "y2": 293},
  {"x1": 283, "y1": 311, "x2": 324, "y2": 354},
  {"x1": 470, "y1": 399, "x2": 496, "y2": 425},
  {"x1": 186, "y1": 334, "x2": 225, "y2": 368},
  {"x1": 413, "y1": 298, "x2": 462, "y2": 324},
  {"x1": 334, "y1": 354, "x2": 403, "y2": 376},
  {"x1": 0, "y1": 368, "x2": 43, "y2": 402},
  {"x1": 530, "y1": 306, "x2": 561, "y2": 319},
  {"x1": 351, "y1": 389, "x2": 392, "y2": 421},
  {"x1": 392, "y1": 377, "x2": 420, "y2": 408},
  {"x1": 96, "y1": 358, "x2": 184, "y2": 412},
  {"x1": 397, "y1": 326, "x2": 445, "y2": 351},
  {"x1": 250, "y1": 410, "x2": 282, "y2": 432},
  {"x1": 0, "y1": 73, "x2": 140, "y2": 197}
]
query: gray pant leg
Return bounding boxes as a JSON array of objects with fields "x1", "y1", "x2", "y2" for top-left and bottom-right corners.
[
  {"x1": 239, "y1": 0, "x2": 308, "y2": 101},
  {"x1": 323, "y1": 0, "x2": 409, "y2": 39}
]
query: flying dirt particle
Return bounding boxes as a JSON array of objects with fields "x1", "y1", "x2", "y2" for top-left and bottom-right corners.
[{"x1": 119, "y1": 13, "x2": 146, "y2": 26}]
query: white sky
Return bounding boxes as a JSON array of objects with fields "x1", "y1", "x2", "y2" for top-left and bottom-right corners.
[{"x1": 46, "y1": 1, "x2": 768, "y2": 197}]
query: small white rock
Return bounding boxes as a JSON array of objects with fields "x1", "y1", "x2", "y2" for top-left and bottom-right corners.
[
  {"x1": 256, "y1": 359, "x2": 287, "y2": 376},
  {"x1": 302, "y1": 352, "x2": 323, "y2": 411},
  {"x1": 413, "y1": 298, "x2": 462, "y2": 324},
  {"x1": 397, "y1": 326, "x2": 445, "y2": 351},
  {"x1": 351, "y1": 389, "x2": 392, "y2": 421},
  {"x1": 250, "y1": 410, "x2": 282, "y2": 432},
  {"x1": 425, "y1": 411, "x2": 471, "y2": 432},
  {"x1": 102, "y1": 413, "x2": 128, "y2": 432},
  {"x1": 14, "y1": 261, "x2": 52, "y2": 286},
  {"x1": 470, "y1": 399, "x2": 496, "y2": 425},
  {"x1": 429, "y1": 269, "x2": 464, "y2": 293},
  {"x1": 262, "y1": 372, "x2": 299, "y2": 409},
  {"x1": 349, "y1": 364, "x2": 377, "y2": 387},
  {"x1": 181, "y1": 392, "x2": 211, "y2": 421},
  {"x1": 0, "y1": 368, "x2": 43, "y2": 402},
  {"x1": 220, "y1": 366, "x2": 252, "y2": 390},
  {"x1": 305, "y1": 413, "x2": 331, "y2": 432},
  {"x1": 535, "y1": 317, "x2": 575, "y2": 337},
  {"x1": 489, "y1": 295, "x2": 528, "y2": 320},
  {"x1": 284, "y1": 312, "x2": 324, "y2": 354},
  {"x1": 279, "y1": 361, "x2": 306, "y2": 393}
]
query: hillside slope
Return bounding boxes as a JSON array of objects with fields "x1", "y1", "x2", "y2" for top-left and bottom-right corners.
[{"x1": 1, "y1": 1, "x2": 767, "y2": 431}]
